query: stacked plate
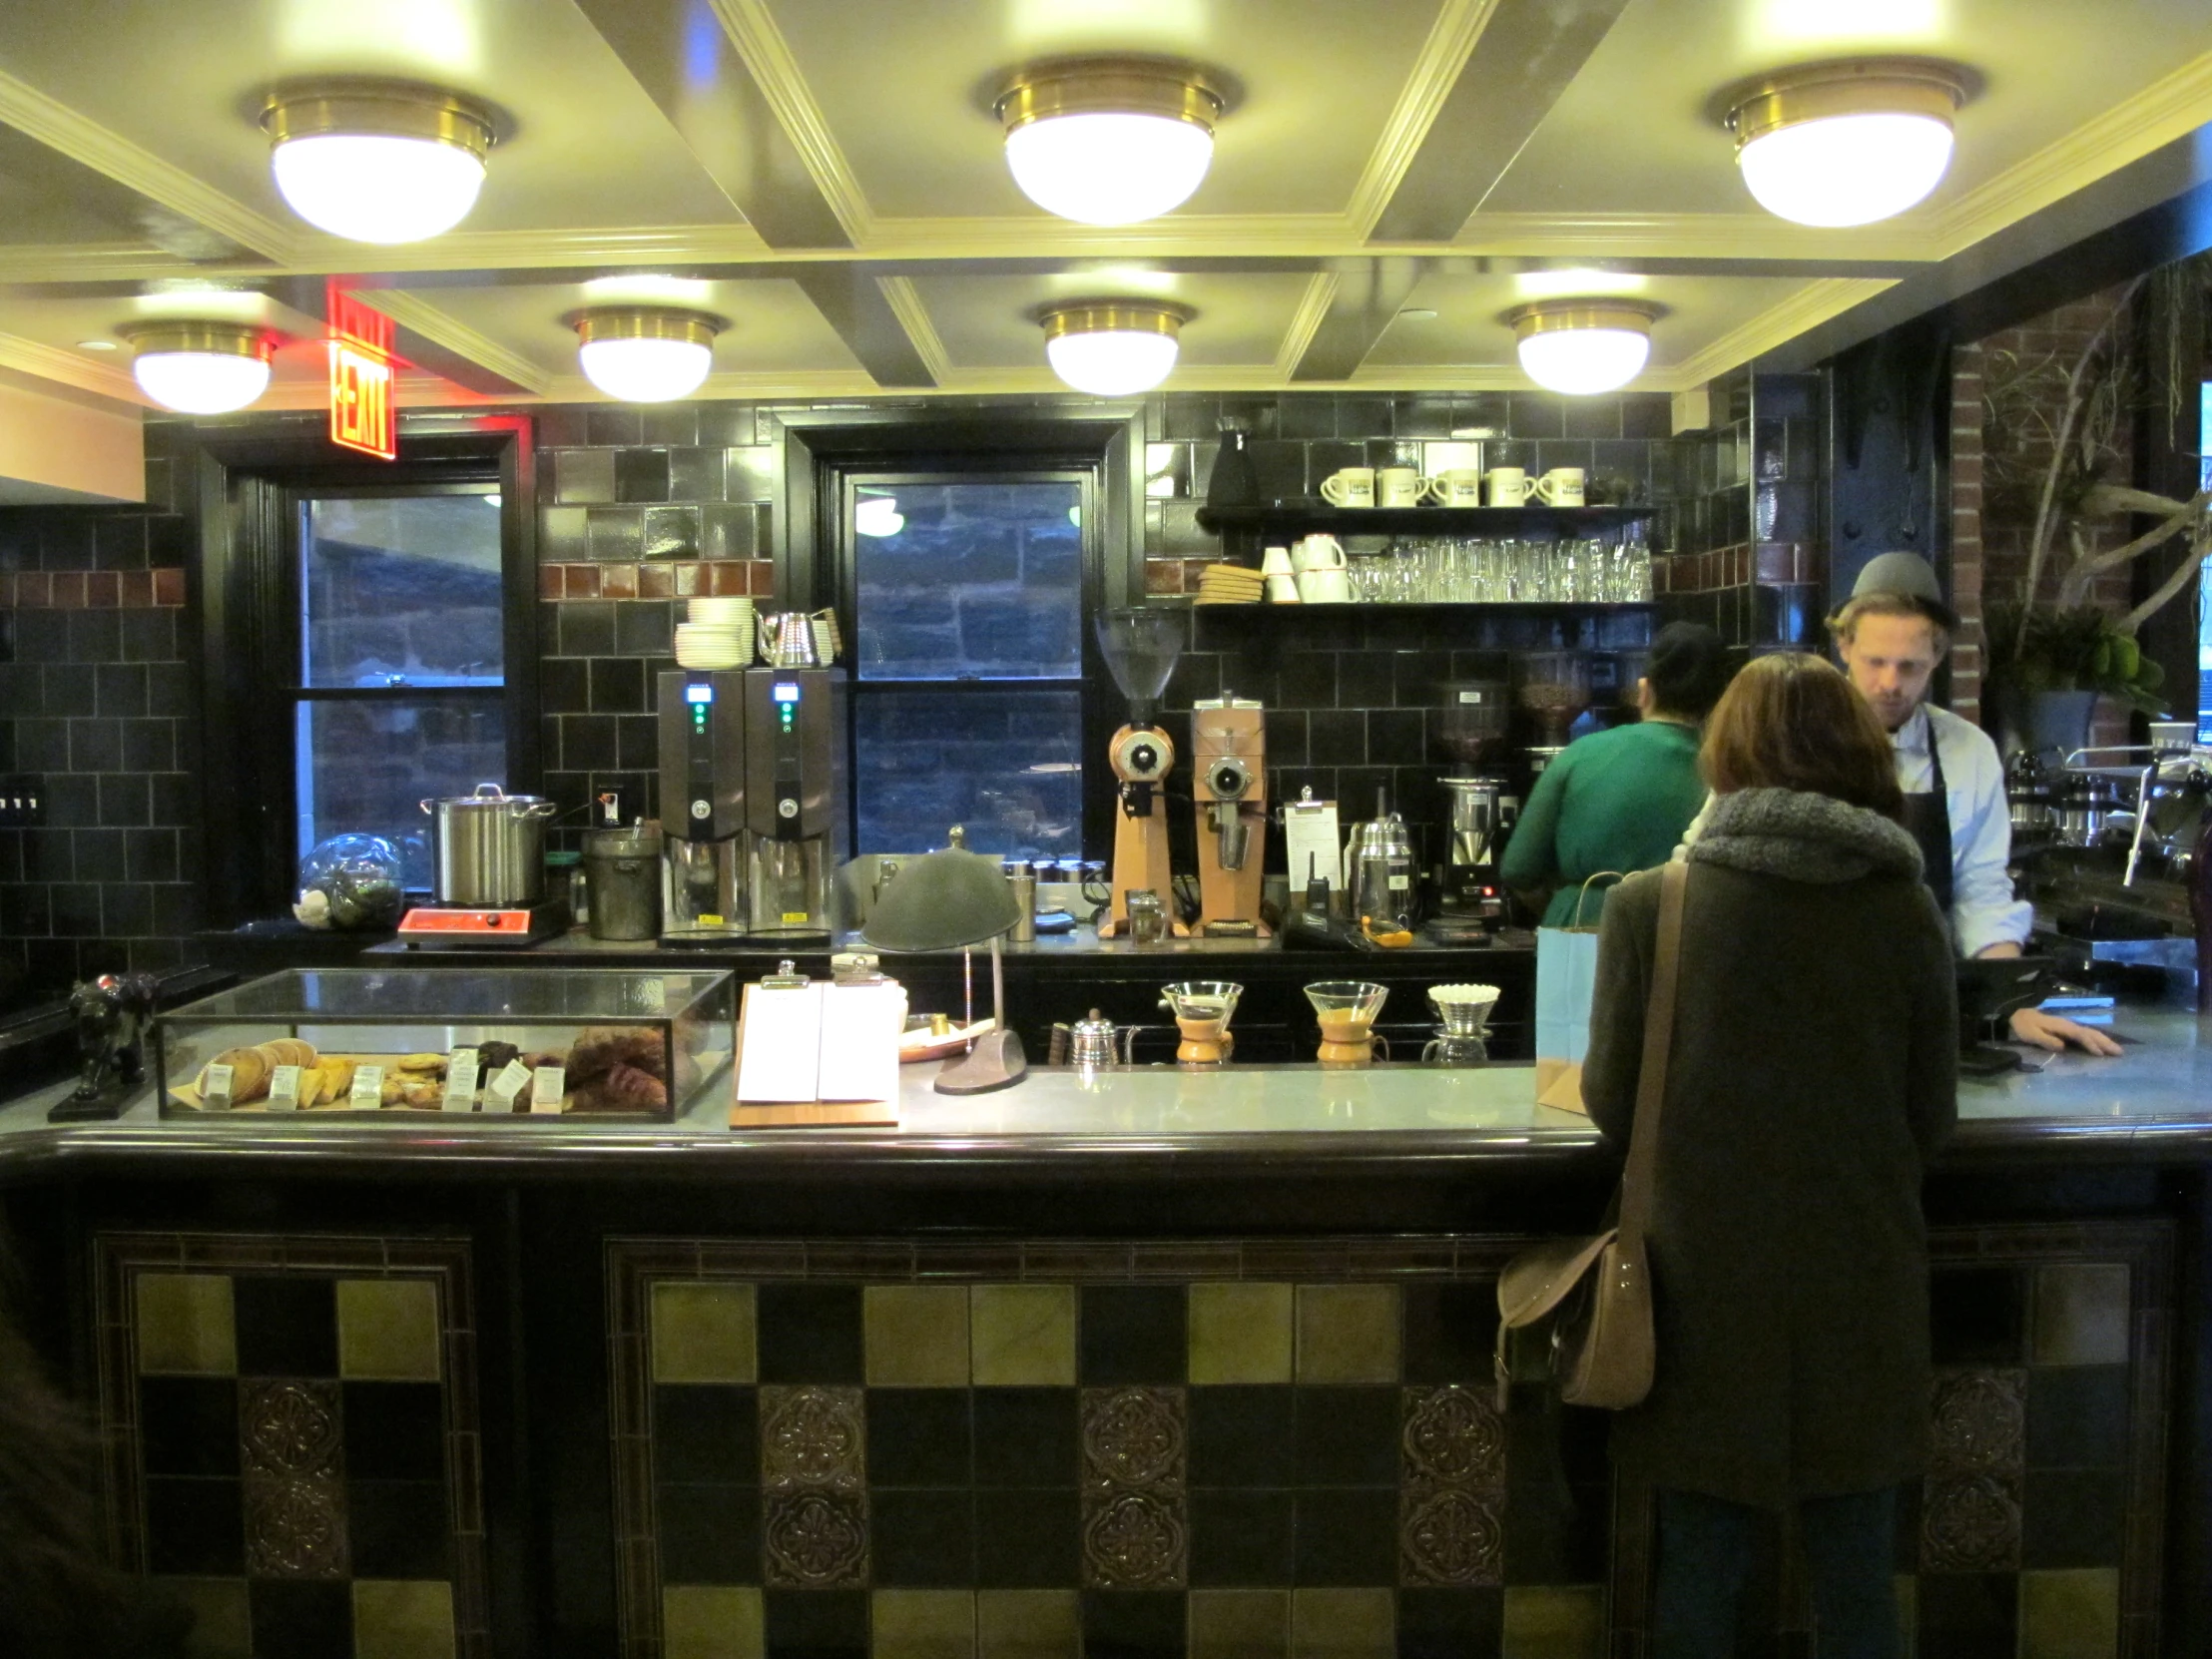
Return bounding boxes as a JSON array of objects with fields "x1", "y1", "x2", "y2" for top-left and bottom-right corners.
[
  {"x1": 676, "y1": 596, "x2": 755, "y2": 669},
  {"x1": 689, "y1": 596, "x2": 755, "y2": 627},
  {"x1": 1194, "y1": 563, "x2": 1265, "y2": 605}
]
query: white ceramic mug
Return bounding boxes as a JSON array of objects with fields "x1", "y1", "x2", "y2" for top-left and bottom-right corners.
[
  {"x1": 1319, "y1": 467, "x2": 1376, "y2": 507},
  {"x1": 1486, "y1": 467, "x2": 1530, "y2": 507},
  {"x1": 1259, "y1": 545, "x2": 1295, "y2": 576},
  {"x1": 1377, "y1": 467, "x2": 1426, "y2": 508},
  {"x1": 1423, "y1": 468, "x2": 1484, "y2": 506},
  {"x1": 1266, "y1": 573, "x2": 1302, "y2": 604},
  {"x1": 1297, "y1": 567, "x2": 1353, "y2": 603},
  {"x1": 1532, "y1": 467, "x2": 1586, "y2": 507},
  {"x1": 1294, "y1": 534, "x2": 1348, "y2": 572}
]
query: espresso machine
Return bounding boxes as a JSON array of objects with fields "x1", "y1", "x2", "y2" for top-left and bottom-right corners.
[
  {"x1": 1432, "y1": 681, "x2": 1516, "y2": 938},
  {"x1": 1193, "y1": 694, "x2": 1268, "y2": 937},
  {"x1": 1097, "y1": 609, "x2": 1187, "y2": 938},
  {"x1": 658, "y1": 669, "x2": 749, "y2": 946}
]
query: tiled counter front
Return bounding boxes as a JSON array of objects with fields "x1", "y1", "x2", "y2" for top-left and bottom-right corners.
[
  {"x1": 607, "y1": 1224, "x2": 2170, "y2": 1659},
  {"x1": 91, "y1": 1232, "x2": 488, "y2": 1659}
]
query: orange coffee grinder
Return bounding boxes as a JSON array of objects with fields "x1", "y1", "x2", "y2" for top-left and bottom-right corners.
[
  {"x1": 1193, "y1": 694, "x2": 1268, "y2": 937},
  {"x1": 1097, "y1": 609, "x2": 1188, "y2": 938}
]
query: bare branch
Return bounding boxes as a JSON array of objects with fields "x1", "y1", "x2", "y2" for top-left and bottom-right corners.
[
  {"x1": 2122, "y1": 537, "x2": 2208, "y2": 633},
  {"x1": 2060, "y1": 491, "x2": 2212, "y2": 600},
  {"x1": 2081, "y1": 483, "x2": 2207, "y2": 518}
]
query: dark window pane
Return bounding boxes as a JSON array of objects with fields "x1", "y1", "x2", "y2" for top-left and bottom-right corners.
[
  {"x1": 853, "y1": 691, "x2": 1080, "y2": 860},
  {"x1": 302, "y1": 495, "x2": 504, "y2": 688},
  {"x1": 853, "y1": 482, "x2": 1082, "y2": 681},
  {"x1": 296, "y1": 699, "x2": 505, "y2": 885}
]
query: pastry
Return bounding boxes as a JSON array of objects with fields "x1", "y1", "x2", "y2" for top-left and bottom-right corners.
[
  {"x1": 262, "y1": 1038, "x2": 317, "y2": 1071},
  {"x1": 476, "y1": 1040, "x2": 520, "y2": 1076},
  {"x1": 573, "y1": 1061, "x2": 668, "y2": 1113},
  {"x1": 379, "y1": 1077, "x2": 406, "y2": 1107},
  {"x1": 202, "y1": 1046, "x2": 271, "y2": 1104},
  {"x1": 396, "y1": 1080, "x2": 443, "y2": 1110},
  {"x1": 395, "y1": 1053, "x2": 445, "y2": 1075},
  {"x1": 520, "y1": 1050, "x2": 565, "y2": 1072},
  {"x1": 567, "y1": 1026, "x2": 665, "y2": 1085}
]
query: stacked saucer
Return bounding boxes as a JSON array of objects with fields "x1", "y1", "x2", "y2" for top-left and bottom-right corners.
[{"x1": 676, "y1": 595, "x2": 755, "y2": 669}]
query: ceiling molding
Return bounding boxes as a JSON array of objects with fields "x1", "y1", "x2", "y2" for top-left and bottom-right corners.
[
  {"x1": 710, "y1": 0, "x2": 876, "y2": 245},
  {"x1": 280, "y1": 224, "x2": 777, "y2": 276},
  {"x1": 1452, "y1": 213, "x2": 1934, "y2": 265},
  {"x1": 0, "y1": 328, "x2": 146, "y2": 404},
  {"x1": 352, "y1": 290, "x2": 553, "y2": 396},
  {"x1": 0, "y1": 66, "x2": 296, "y2": 264},
  {"x1": 1291, "y1": 257, "x2": 1428, "y2": 380},
  {"x1": 856, "y1": 214, "x2": 1361, "y2": 261},
  {"x1": 0, "y1": 245, "x2": 230, "y2": 283},
  {"x1": 874, "y1": 276, "x2": 950, "y2": 384},
  {"x1": 1275, "y1": 273, "x2": 1340, "y2": 378},
  {"x1": 1933, "y1": 45, "x2": 2212, "y2": 259},
  {"x1": 530, "y1": 368, "x2": 882, "y2": 402},
  {"x1": 1666, "y1": 277, "x2": 1897, "y2": 387},
  {"x1": 1345, "y1": 0, "x2": 1502, "y2": 238}
]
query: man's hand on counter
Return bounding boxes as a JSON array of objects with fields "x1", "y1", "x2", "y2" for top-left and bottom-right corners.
[{"x1": 2008, "y1": 1006, "x2": 2124, "y2": 1056}]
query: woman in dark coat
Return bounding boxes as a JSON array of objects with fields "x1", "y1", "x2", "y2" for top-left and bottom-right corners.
[{"x1": 1583, "y1": 652, "x2": 1957, "y2": 1659}]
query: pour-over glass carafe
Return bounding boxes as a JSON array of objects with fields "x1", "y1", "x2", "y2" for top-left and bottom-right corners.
[
  {"x1": 1158, "y1": 980, "x2": 1242, "y2": 1065},
  {"x1": 1305, "y1": 980, "x2": 1388, "y2": 1064}
]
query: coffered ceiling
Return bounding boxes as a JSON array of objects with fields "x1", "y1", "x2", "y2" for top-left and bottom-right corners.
[{"x1": 0, "y1": 0, "x2": 2207, "y2": 414}]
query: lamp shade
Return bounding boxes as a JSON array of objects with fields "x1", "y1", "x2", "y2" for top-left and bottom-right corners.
[
  {"x1": 120, "y1": 321, "x2": 277, "y2": 413},
  {"x1": 861, "y1": 837, "x2": 1021, "y2": 951},
  {"x1": 573, "y1": 308, "x2": 722, "y2": 402},
  {"x1": 264, "y1": 81, "x2": 496, "y2": 244},
  {"x1": 996, "y1": 59, "x2": 1223, "y2": 225},
  {"x1": 1726, "y1": 60, "x2": 1966, "y2": 228},
  {"x1": 1506, "y1": 301, "x2": 1657, "y2": 396},
  {"x1": 1041, "y1": 302, "x2": 1189, "y2": 397}
]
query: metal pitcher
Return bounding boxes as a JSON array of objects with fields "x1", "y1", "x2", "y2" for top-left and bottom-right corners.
[
  {"x1": 1069, "y1": 1008, "x2": 1139, "y2": 1069},
  {"x1": 757, "y1": 611, "x2": 819, "y2": 668}
]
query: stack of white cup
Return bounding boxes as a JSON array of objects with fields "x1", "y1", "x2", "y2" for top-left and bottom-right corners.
[{"x1": 675, "y1": 595, "x2": 755, "y2": 669}]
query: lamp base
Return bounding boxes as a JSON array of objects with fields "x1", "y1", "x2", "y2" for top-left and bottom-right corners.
[{"x1": 934, "y1": 1028, "x2": 1027, "y2": 1095}]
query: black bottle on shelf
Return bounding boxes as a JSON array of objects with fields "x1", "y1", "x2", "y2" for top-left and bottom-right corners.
[{"x1": 1206, "y1": 419, "x2": 1258, "y2": 513}]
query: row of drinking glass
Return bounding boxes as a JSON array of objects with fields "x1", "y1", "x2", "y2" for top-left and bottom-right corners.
[{"x1": 1347, "y1": 537, "x2": 1654, "y2": 604}]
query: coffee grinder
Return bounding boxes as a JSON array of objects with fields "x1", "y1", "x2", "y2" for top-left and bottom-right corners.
[
  {"x1": 658, "y1": 670, "x2": 749, "y2": 946},
  {"x1": 742, "y1": 665, "x2": 844, "y2": 945},
  {"x1": 1193, "y1": 694, "x2": 1268, "y2": 937},
  {"x1": 1096, "y1": 608, "x2": 1187, "y2": 938},
  {"x1": 1432, "y1": 681, "x2": 1515, "y2": 937}
]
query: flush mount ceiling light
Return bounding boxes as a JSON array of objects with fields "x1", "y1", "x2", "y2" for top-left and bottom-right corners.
[
  {"x1": 263, "y1": 79, "x2": 497, "y2": 243},
  {"x1": 1504, "y1": 301, "x2": 1658, "y2": 396},
  {"x1": 1041, "y1": 301, "x2": 1190, "y2": 397},
  {"x1": 996, "y1": 58, "x2": 1224, "y2": 225},
  {"x1": 572, "y1": 307, "x2": 724, "y2": 402},
  {"x1": 1723, "y1": 58, "x2": 1968, "y2": 227},
  {"x1": 118, "y1": 321, "x2": 278, "y2": 413}
]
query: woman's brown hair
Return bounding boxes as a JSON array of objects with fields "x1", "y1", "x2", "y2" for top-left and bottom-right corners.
[{"x1": 1701, "y1": 652, "x2": 1906, "y2": 820}]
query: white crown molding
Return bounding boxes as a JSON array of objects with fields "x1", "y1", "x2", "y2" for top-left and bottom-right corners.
[
  {"x1": 859, "y1": 213, "x2": 1363, "y2": 260},
  {"x1": 1275, "y1": 272, "x2": 1341, "y2": 378},
  {"x1": 0, "y1": 67, "x2": 296, "y2": 264},
  {"x1": 0, "y1": 244, "x2": 247, "y2": 283},
  {"x1": 710, "y1": 0, "x2": 876, "y2": 244},
  {"x1": 1453, "y1": 212, "x2": 1936, "y2": 264},
  {"x1": 0, "y1": 330, "x2": 147, "y2": 405},
  {"x1": 353, "y1": 290, "x2": 553, "y2": 396},
  {"x1": 1346, "y1": 0, "x2": 1503, "y2": 237},
  {"x1": 1667, "y1": 277, "x2": 1897, "y2": 387},
  {"x1": 874, "y1": 276, "x2": 950, "y2": 383},
  {"x1": 274, "y1": 223, "x2": 776, "y2": 276},
  {"x1": 1934, "y1": 46, "x2": 2212, "y2": 258}
]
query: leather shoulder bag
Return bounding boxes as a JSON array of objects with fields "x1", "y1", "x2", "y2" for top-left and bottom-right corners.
[{"x1": 1494, "y1": 857, "x2": 1686, "y2": 1409}]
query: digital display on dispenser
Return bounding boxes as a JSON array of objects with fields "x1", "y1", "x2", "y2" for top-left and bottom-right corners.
[
  {"x1": 772, "y1": 683, "x2": 800, "y2": 704},
  {"x1": 686, "y1": 685, "x2": 714, "y2": 704}
]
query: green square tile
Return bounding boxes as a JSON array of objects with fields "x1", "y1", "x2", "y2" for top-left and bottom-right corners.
[
  {"x1": 1190, "y1": 1285, "x2": 1294, "y2": 1385},
  {"x1": 2019, "y1": 1568, "x2": 2119, "y2": 1659},
  {"x1": 337, "y1": 1280, "x2": 442, "y2": 1382},
  {"x1": 654, "y1": 1283, "x2": 759, "y2": 1384},
  {"x1": 665, "y1": 1585, "x2": 765, "y2": 1659},
  {"x1": 352, "y1": 1579, "x2": 455, "y2": 1659},
  {"x1": 1290, "y1": 1588, "x2": 1392, "y2": 1659},
  {"x1": 2031, "y1": 1266, "x2": 2130, "y2": 1367},
  {"x1": 137, "y1": 1274, "x2": 237, "y2": 1377},
  {"x1": 165, "y1": 1576, "x2": 250, "y2": 1658},
  {"x1": 1193, "y1": 1588, "x2": 1290, "y2": 1657},
  {"x1": 873, "y1": 1589, "x2": 975, "y2": 1659},
  {"x1": 1295, "y1": 1286, "x2": 1400, "y2": 1384},
  {"x1": 867, "y1": 1286, "x2": 971, "y2": 1387},
  {"x1": 1501, "y1": 1586, "x2": 1605, "y2": 1659},
  {"x1": 976, "y1": 1589, "x2": 1079, "y2": 1659},
  {"x1": 970, "y1": 1287, "x2": 1075, "y2": 1386}
]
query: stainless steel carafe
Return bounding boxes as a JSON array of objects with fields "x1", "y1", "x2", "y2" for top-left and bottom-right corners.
[
  {"x1": 583, "y1": 825, "x2": 664, "y2": 940},
  {"x1": 1348, "y1": 810, "x2": 1415, "y2": 931}
]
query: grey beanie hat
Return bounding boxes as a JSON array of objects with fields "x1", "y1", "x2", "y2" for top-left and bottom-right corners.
[{"x1": 1849, "y1": 551, "x2": 1958, "y2": 631}]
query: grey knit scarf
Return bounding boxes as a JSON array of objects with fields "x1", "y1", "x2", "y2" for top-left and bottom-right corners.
[{"x1": 1688, "y1": 787, "x2": 1924, "y2": 885}]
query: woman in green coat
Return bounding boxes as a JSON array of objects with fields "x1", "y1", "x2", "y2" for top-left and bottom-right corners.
[
  {"x1": 1584, "y1": 654, "x2": 1957, "y2": 1658},
  {"x1": 1500, "y1": 623, "x2": 1731, "y2": 927}
]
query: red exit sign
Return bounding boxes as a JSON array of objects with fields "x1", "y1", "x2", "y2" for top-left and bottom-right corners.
[{"x1": 327, "y1": 283, "x2": 397, "y2": 460}]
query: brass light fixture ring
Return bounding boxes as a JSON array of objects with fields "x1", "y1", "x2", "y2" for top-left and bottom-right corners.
[
  {"x1": 570, "y1": 307, "x2": 727, "y2": 349},
  {"x1": 1720, "y1": 57, "x2": 1970, "y2": 151},
  {"x1": 263, "y1": 78, "x2": 499, "y2": 158},
  {"x1": 1039, "y1": 300, "x2": 1194, "y2": 342},
  {"x1": 996, "y1": 57, "x2": 1224, "y2": 136},
  {"x1": 1502, "y1": 300, "x2": 1661, "y2": 340},
  {"x1": 116, "y1": 320, "x2": 279, "y2": 360}
]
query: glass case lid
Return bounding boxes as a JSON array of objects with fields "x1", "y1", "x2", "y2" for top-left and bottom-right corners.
[{"x1": 165, "y1": 968, "x2": 734, "y2": 1022}]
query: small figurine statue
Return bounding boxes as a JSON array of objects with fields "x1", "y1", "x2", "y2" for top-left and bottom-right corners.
[{"x1": 51, "y1": 972, "x2": 159, "y2": 1122}]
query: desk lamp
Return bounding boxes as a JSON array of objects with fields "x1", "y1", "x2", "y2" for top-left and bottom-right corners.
[{"x1": 861, "y1": 827, "x2": 1025, "y2": 1094}]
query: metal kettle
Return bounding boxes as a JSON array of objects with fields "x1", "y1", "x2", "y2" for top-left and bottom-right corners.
[
  {"x1": 1069, "y1": 1008, "x2": 1139, "y2": 1069},
  {"x1": 757, "y1": 611, "x2": 819, "y2": 668},
  {"x1": 1348, "y1": 805, "x2": 1415, "y2": 931}
]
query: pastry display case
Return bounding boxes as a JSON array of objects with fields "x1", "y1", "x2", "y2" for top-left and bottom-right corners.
[{"x1": 155, "y1": 968, "x2": 735, "y2": 1121}]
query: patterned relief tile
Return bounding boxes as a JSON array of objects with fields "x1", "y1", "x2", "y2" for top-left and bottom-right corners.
[
  {"x1": 242, "y1": 1379, "x2": 343, "y2": 1479},
  {"x1": 1398, "y1": 1387, "x2": 1506, "y2": 1588},
  {"x1": 242, "y1": 1382, "x2": 349, "y2": 1578},
  {"x1": 1079, "y1": 1387, "x2": 1186, "y2": 1589},
  {"x1": 760, "y1": 1386, "x2": 868, "y2": 1588},
  {"x1": 1922, "y1": 1370, "x2": 2027, "y2": 1574}
]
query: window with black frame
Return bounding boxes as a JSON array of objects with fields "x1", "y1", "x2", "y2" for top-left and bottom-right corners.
[
  {"x1": 844, "y1": 474, "x2": 1088, "y2": 861},
  {"x1": 292, "y1": 489, "x2": 506, "y2": 887}
]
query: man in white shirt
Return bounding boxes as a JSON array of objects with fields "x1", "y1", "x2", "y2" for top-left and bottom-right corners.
[{"x1": 1835, "y1": 553, "x2": 2119, "y2": 1054}]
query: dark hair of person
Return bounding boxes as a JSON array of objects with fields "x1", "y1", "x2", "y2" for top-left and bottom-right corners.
[
  {"x1": 1645, "y1": 622, "x2": 1733, "y2": 721},
  {"x1": 1701, "y1": 651, "x2": 1906, "y2": 821}
]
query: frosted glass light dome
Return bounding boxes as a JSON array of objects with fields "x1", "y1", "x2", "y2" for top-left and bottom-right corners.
[
  {"x1": 574, "y1": 308, "x2": 722, "y2": 403},
  {"x1": 122, "y1": 323, "x2": 276, "y2": 414},
  {"x1": 1507, "y1": 303, "x2": 1656, "y2": 396},
  {"x1": 1738, "y1": 111, "x2": 1953, "y2": 227},
  {"x1": 263, "y1": 82, "x2": 497, "y2": 245},
  {"x1": 997, "y1": 60, "x2": 1223, "y2": 226},
  {"x1": 1041, "y1": 304, "x2": 1187, "y2": 396}
]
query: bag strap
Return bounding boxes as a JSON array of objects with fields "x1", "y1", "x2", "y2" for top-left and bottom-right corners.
[
  {"x1": 1569, "y1": 869, "x2": 1626, "y2": 928},
  {"x1": 1616, "y1": 859, "x2": 1687, "y2": 1242}
]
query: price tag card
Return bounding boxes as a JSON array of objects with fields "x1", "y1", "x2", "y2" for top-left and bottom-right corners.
[
  {"x1": 266, "y1": 1065, "x2": 301, "y2": 1111},
  {"x1": 441, "y1": 1048, "x2": 480, "y2": 1113},
  {"x1": 349, "y1": 1064, "x2": 385, "y2": 1109},
  {"x1": 488, "y1": 1060, "x2": 533, "y2": 1111},
  {"x1": 203, "y1": 1063, "x2": 235, "y2": 1108},
  {"x1": 530, "y1": 1065, "x2": 566, "y2": 1114}
]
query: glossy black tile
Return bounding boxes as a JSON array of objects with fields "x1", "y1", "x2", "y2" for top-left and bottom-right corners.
[
  {"x1": 642, "y1": 406, "x2": 699, "y2": 447},
  {"x1": 1082, "y1": 1590, "x2": 1183, "y2": 1659},
  {"x1": 757, "y1": 1285, "x2": 863, "y2": 1384},
  {"x1": 586, "y1": 408, "x2": 643, "y2": 448},
  {"x1": 1398, "y1": 1587, "x2": 1504, "y2": 1659},
  {"x1": 2025, "y1": 1366, "x2": 2130, "y2": 1469},
  {"x1": 1930, "y1": 1269, "x2": 2024, "y2": 1363},
  {"x1": 250, "y1": 1580, "x2": 353, "y2": 1659},
  {"x1": 654, "y1": 1384, "x2": 758, "y2": 1485},
  {"x1": 1079, "y1": 1286, "x2": 1186, "y2": 1384},
  {"x1": 234, "y1": 1276, "x2": 336, "y2": 1378},
  {"x1": 973, "y1": 1388, "x2": 1077, "y2": 1488},
  {"x1": 973, "y1": 1487, "x2": 1080, "y2": 1586},
  {"x1": 867, "y1": 1389, "x2": 971, "y2": 1487},
  {"x1": 1292, "y1": 1486, "x2": 1397, "y2": 1584},
  {"x1": 1189, "y1": 1386, "x2": 1296, "y2": 1488},
  {"x1": 700, "y1": 503, "x2": 760, "y2": 561},
  {"x1": 1294, "y1": 1387, "x2": 1398, "y2": 1486},
  {"x1": 764, "y1": 1586, "x2": 867, "y2": 1659},
  {"x1": 2021, "y1": 1468, "x2": 2127, "y2": 1567},
  {"x1": 1403, "y1": 1285, "x2": 1499, "y2": 1385},
  {"x1": 145, "y1": 1476, "x2": 244, "y2": 1574},
  {"x1": 872, "y1": 1487, "x2": 975, "y2": 1585},
  {"x1": 588, "y1": 506, "x2": 645, "y2": 561},
  {"x1": 590, "y1": 657, "x2": 647, "y2": 715},
  {"x1": 557, "y1": 449, "x2": 618, "y2": 503},
  {"x1": 348, "y1": 1477, "x2": 450, "y2": 1578},
  {"x1": 656, "y1": 1481, "x2": 761, "y2": 1584},
  {"x1": 1188, "y1": 1487, "x2": 1295, "y2": 1586},
  {"x1": 558, "y1": 600, "x2": 617, "y2": 657},
  {"x1": 643, "y1": 505, "x2": 700, "y2": 559},
  {"x1": 540, "y1": 657, "x2": 589, "y2": 714},
  {"x1": 342, "y1": 1381, "x2": 446, "y2": 1481},
  {"x1": 1307, "y1": 711, "x2": 1366, "y2": 768},
  {"x1": 1917, "y1": 1571, "x2": 2016, "y2": 1659},
  {"x1": 139, "y1": 1376, "x2": 241, "y2": 1476},
  {"x1": 669, "y1": 448, "x2": 728, "y2": 503}
]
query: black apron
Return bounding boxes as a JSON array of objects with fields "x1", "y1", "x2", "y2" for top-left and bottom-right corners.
[{"x1": 1901, "y1": 716, "x2": 1954, "y2": 914}]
